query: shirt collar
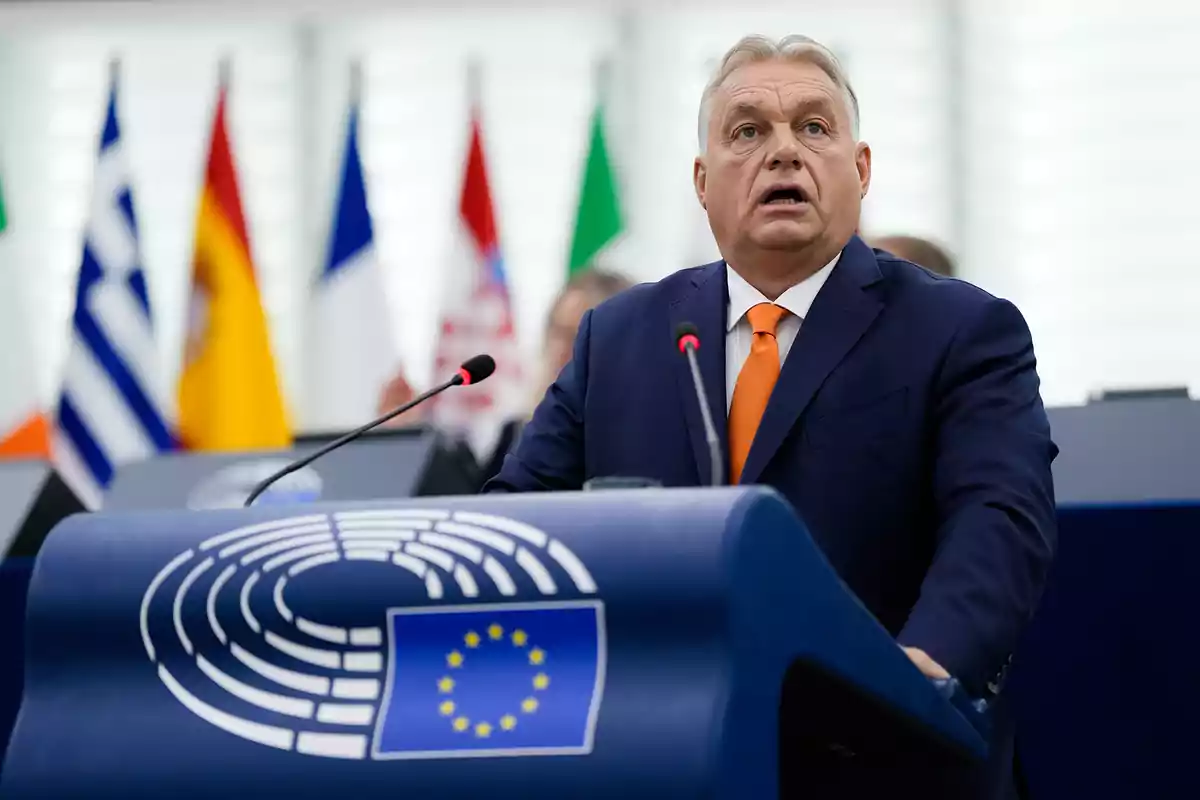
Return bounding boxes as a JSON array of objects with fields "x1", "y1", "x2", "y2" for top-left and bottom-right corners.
[{"x1": 725, "y1": 253, "x2": 841, "y2": 332}]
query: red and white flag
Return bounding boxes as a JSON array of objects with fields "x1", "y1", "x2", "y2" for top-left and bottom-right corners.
[{"x1": 431, "y1": 111, "x2": 523, "y2": 457}]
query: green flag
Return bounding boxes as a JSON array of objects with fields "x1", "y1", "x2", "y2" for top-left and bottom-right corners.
[
  {"x1": 567, "y1": 103, "x2": 622, "y2": 276},
  {"x1": 0, "y1": 175, "x2": 7, "y2": 234}
]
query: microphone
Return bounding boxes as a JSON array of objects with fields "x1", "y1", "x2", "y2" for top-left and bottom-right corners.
[
  {"x1": 243, "y1": 354, "x2": 496, "y2": 507},
  {"x1": 674, "y1": 322, "x2": 723, "y2": 487}
]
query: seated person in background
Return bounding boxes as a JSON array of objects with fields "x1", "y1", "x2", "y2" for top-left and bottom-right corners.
[
  {"x1": 376, "y1": 369, "x2": 424, "y2": 426},
  {"x1": 868, "y1": 233, "x2": 956, "y2": 277},
  {"x1": 373, "y1": 268, "x2": 634, "y2": 463},
  {"x1": 528, "y1": 267, "x2": 636, "y2": 416}
]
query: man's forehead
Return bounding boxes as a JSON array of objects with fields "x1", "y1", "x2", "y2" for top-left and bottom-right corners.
[{"x1": 715, "y1": 61, "x2": 840, "y2": 112}]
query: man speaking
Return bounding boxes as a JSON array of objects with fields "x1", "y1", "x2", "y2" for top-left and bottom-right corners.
[{"x1": 487, "y1": 34, "x2": 1056, "y2": 797}]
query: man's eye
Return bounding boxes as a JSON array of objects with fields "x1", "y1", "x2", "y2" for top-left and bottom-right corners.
[
  {"x1": 734, "y1": 125, "x2": 758, "y2": 140},
  {"x1": 803, "y1": 121, "x2": 827, "y2": 136}
]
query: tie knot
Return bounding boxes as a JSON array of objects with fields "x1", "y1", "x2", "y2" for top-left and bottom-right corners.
[{"x1": 747, "y1": 302, "x2": 787, "y2": 336}]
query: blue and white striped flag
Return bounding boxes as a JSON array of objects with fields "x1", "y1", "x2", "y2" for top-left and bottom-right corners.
[
  {"x1": 53, "y1": 72, "x2": 174, "y2": 508},
  {"x1": 303, "y1": 93, "x2": 400, "y2": 432}
]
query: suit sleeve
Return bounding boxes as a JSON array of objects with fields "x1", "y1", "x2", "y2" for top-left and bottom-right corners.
[
  {"x1": 897, "y1": 296, "x2": 1058, "y2": 695},
  {"x1": 481, "y1": 309, "x2": 592, "y2": 493}
]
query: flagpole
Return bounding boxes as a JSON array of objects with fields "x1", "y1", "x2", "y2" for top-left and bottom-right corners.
[
  {"x1": 466, "y1": 57, "x2": 482, "y2": 114},
  {"x1": 349, "y1": 57, "x2": 363, "y2": 109},
  {"x1": 595, "y1": 55, "x2": 612, "y2": 109},
  {"x1": 108, "y1": 55, "x2": 121, "y2": 93},
  {"x1": 218, "y1": 55, "x2": 232, "y2": 94}
]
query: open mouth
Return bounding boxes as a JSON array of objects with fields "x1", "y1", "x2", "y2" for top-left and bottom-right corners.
[{"x1": 759, "y1": 186, "x2": 808, "y2": 206}]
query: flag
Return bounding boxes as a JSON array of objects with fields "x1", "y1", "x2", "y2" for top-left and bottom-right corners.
[
  {"x1": 0, "y1": 159, "x2": 50, "y2": 459},
  {"x1": 53, "y1": 74, "x2": 174, "y2": 508},
  {"x1": 567, "y1": 98, "x2": 623, "y2": 277},
  {"x1": 374, "y1": 602, "x2": 604, "y2": 757},
  {"x1": 178, "y1": 79, "x2": 290, "y2": 450},
  {"x1": 430, "y1": 111, "x2": 523, "y2": 457},
  {"x1": 304, "y1": 95, "x2": 399, "y2": 432}
]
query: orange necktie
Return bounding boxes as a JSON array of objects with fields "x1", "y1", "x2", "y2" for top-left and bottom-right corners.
[{"x1": 729, "y1": 302, "x2": 788, "y2": 484}]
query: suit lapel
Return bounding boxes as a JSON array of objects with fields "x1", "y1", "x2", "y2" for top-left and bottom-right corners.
[
  {"x1": 739, "y1": 237, "x2": 886, "y2": 485},
  {"x1": 669, "y1": 261, "x2": 729, "y2": 485}
]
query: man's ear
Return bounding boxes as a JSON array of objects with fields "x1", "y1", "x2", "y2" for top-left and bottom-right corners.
[
  {"x1": 693, "y1": 156, "x2": 708, "y2": 209},
  {"x1": 855, "y1": 141, "x2": 872, "y2": 198}
]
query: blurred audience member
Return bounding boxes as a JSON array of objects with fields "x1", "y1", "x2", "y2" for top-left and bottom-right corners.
[
  {"x1": 374, "y1": 267, "x2": 633, "y2": 438},
  {"x1": 530, "y1": 267, "x2": 634, "y2": 414},
  {"x1": 870, "y1": 234, "x2": 956, "y2": 277},
  {"x1": 376, "y1": 370, "x2": 425, "y2": 427}
]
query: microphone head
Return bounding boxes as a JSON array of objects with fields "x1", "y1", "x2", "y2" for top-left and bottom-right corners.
[
  {"x1": 674, "y1": 321, "x2": 701, "y2": 353},
  {"x1": 458, "y1": 354, "x2": 496, "y2": 385}
]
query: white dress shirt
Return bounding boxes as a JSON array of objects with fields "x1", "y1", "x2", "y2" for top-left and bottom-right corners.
[{"x1": 725, "y1": 255, "x2": 840, "y2": 410}]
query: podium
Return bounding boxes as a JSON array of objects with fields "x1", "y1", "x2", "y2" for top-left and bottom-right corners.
[{"x1": 1, "y1": 487, "x2": 986, "y2": 798}]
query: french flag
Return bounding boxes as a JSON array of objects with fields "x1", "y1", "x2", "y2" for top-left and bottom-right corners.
[
  {"x1": 304, "y1": 90, "x2": 400, "y2": 433},
  {"x1": 431, "y1": 110, "x2": 523, "y2": 457}
]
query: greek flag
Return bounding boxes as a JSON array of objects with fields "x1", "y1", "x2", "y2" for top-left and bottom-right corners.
[{"x1": 53, "y1": 73, "x2": 174, "y2": 508}]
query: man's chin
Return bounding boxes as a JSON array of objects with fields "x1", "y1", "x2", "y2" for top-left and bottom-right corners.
[{"x1": 749, "y1": 224, "x2": 818, "y2": 251}]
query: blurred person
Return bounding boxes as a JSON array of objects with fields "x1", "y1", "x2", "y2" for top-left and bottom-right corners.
[
  {"x1": 531, "y1": 267, "x2": 634, "y2": 413},
  {"x1": 374, "y1": 267, "x2": 632, "y2": 442},
  {"x1": 376, "y1": 369, "x2": 425, "y2": 426},
  {"x1": 487, "y1": 33, "x2": 1055, "y2": 799},
  {"x1": 870, "y1": 233, "x2": 956, "y2": 277},
  {"x1": 478, "y1": 267, "x2": 634, "y2": 485}
]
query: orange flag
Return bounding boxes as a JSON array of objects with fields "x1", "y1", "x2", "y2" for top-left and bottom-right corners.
[
  {"x1": 0, "y1": 172, "x2": 49, "y2": 458},
  {"x1": 0, "y1": 414, "x2": 49, "y2": 459},
  {"x1": 177, "y1": 78, "x2": 290, "y2": 450}
]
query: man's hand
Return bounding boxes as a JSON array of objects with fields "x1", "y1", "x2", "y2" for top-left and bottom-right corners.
[{"x1": 902, "y1": 646, "x2": 950, "y2": 680}]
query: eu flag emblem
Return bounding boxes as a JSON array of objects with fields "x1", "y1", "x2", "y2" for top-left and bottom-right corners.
[{"x1": 372, "y1": 600, "x2": 606, "y2": 759}]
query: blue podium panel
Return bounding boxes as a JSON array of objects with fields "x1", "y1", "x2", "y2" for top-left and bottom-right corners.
[{"x1": 1, "y1": 488, "x2": 984, "y2": 799}]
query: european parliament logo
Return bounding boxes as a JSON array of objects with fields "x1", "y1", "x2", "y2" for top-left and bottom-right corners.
[{"x1": 139, "y1": 507, "x2": 606, "y2": 761}]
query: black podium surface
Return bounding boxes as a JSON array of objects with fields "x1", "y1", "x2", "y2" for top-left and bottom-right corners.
[
  {"x1": 103, "y1": 427, "x2": 480, "y2": 511},
  {"x1": 0, "y1": 462, "x2": 85, "y2": 558}
]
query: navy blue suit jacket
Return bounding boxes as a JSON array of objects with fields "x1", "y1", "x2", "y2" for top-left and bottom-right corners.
[{"x1": 487, "y1": 236, "x2": 1056, "y2": 788}]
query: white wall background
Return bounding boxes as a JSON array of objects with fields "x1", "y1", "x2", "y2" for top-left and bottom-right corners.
[{"x1": 0, "y1": 0, "x2": 1196, "y2": 430}]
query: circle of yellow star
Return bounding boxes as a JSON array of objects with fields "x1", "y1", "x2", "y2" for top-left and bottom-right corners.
[
  {"x1": 511, "y1": 629, "x2": 528, "y2": 647},
  {"x1": 452, "y1": 716, "x2": 470, "y2": 732},
  {"x1": 446, "y1": 650, "x2": 464, "y2": 668},
  {"x1": 475, "y1": 721, "x2": 493, "y2": 738},
  {"x1": 437, "y1": 676, "x2": 455, "y2": 693},
  {"x1": 500, "y1": 714, "x2": 518, "y2": 731},
  {"x1": 528, "y1": 647, "x2": 546, "y2": 666},
  {"x1": 521, "y1": 697, "x2": 539, "y2": 714},
  {"x1": 533, "y1": 672, "x2": 550, "y2": 691},
  {"x1": 439, "y1": 700, "x2": 456, "y2": 716},
  {"x1": 488, "y1": 624, "x2": 504, "y2": 640}
]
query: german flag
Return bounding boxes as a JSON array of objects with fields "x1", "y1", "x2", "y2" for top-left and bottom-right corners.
[{"x1": 177, "y1": 78, "x2": 290, "y2": 451}]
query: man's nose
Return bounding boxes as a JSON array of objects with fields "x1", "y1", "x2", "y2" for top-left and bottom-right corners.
[{"x1": 767, "y1": 126, "x2": 802, "y2": 169}]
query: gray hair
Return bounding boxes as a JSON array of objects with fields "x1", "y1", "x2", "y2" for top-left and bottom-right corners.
[{"x1": 698, "y1": 34, "x2": 860, "y2": 151}]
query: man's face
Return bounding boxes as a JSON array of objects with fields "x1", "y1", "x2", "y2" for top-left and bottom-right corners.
[{"x1": 694, "y1": 59, "x2": 871, "y2": 261}]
